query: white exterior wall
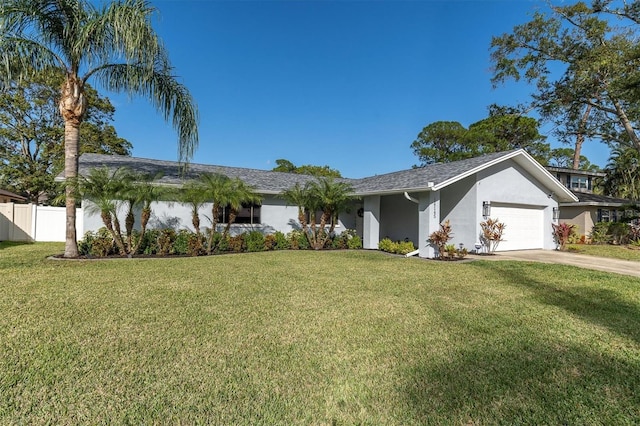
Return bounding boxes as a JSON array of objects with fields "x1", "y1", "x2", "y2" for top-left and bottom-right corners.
[
  {"x1": 475, "y1": 159, "x2": 557, "y2": 250},
  {"x1": 440, "y1": 176, "x2": 478, "y2": 251},
  {"x1": 82, "y1": 194, "x2": 352, "y2": 236}
]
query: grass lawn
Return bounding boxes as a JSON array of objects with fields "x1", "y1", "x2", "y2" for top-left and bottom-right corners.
[
  {"x1": 567, "y1": 243, "x2": 640, "y2": 262},
  {"x1": 2, "y1": 242, "x2": 640, "y2": 424}
]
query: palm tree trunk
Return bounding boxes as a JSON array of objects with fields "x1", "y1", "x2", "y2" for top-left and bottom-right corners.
[
  {"x1": 63, "y1": 119, "x2": 80, "y2": 257},
  {"x1": 192, "y1": 210, "x2": 200, "y2": 235},
  {"x1": 133, "y1": 206, "x2": 152, "y2": 254},
  {"x1": 60, "y1": 74, "x2": 87, "y2": 258},
  {"x1": 207, "y1": 203, "x2": 220, "y2": 254}
]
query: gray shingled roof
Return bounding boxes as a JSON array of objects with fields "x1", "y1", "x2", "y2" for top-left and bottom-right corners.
[
  {"x1": 77, "y1": 153, "x2": 345, "y2": 194},
  {"x1": 566, "y1": 191, "x2": 633, "y2": 206},
  {"x1": 0, "y1": 188, "x2": 26, "y2": 201},
  {"x1": 77, "y1": 150, "x2": 521, "y2": 196},
  {"x1": 350, "y1": 151, "x2": 515, "y2": 194}
]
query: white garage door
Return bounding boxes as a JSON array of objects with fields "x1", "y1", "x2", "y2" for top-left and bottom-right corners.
[{"x1": 490, "y1": 205, "x2": 544, "y2": 251}]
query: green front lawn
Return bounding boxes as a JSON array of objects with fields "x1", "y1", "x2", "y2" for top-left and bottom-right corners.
[
  {"x1": 1, "y1": 242, "x2": 640, "y2": 424},
  {"x1": 567, "y1": 243, "x2": 640, "y2": 262}
]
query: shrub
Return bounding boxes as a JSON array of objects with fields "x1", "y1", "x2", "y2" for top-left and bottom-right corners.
[
  {"x1": 228, "y1": 234, "x2": 246, "y2": 253},
  {"x1": 273, "y1": 231, "x2": 290, "y2": 250},
  {"x1": 480, "y1": 218, "x2": 506, "y2": 254},
  {"x1": 263, "y1": 234, "x2": 277, "y2": 250},
  {"x1": 173, "y1": 229, "x2": 191, "y2": 255},
  {"x1": 428, "y1": 220, "x2": 453, "y2": 259},
  {"x1": 78, "y1": 228, "x2": 116, "y2": 257},
  {"x1": 608, "y1": 222, "x2": 630, "y2": 244},
  {"x1": 378, "y1": 238, "x2": 415, "y2": 255},
  {"x1": 245, "y1": 231, "x2": 265, "y2": 252},
  {"x1": 288, "y1": 230, "x2": 310, "y2": 250},
  {"x1": 552, "y1": 222, "x2": 576, "y2": 251},
  {"x1": 140, "y1": 229, "x2": 160, "y2": 255},
  {"x1": 378, "y1": 238, "x2": 396, "y2": 253},
  {"x1": 395, "y1": 240, "x2": 416, "y2": 255},
  {"x1": 590, "y1": 222, "x2": 611, "y2": 245},
  {"x1": 157, "y1": 229, "x2": 176, "y2": 255},
  {"x1": 187, "y1": 233, "x2": 206, "y2": 256},
  {"x1": 347, "y1": 235, "x2": 362, "y2": 250}
]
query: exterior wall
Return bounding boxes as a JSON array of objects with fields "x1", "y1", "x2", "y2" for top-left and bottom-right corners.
[
  {"x1": 82, "y1": 195, "x2": 352, "y2": 237},
  {"x1": 559, "y1": 206, "x2": 595, "y2": 237},
  {"x1": 440, "y1": 175, "x2": 478, "y2": 251},
  {"x1": 379, "y1": 194, "x2": 419, "y2": 245},
  {"x1": 476, "y1": 159, "x2": 557, "y2": 250}
]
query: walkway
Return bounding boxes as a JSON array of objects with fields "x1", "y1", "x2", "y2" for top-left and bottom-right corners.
[{"x1": 472, "y1": 249, "x2": 640, "y2": 278}]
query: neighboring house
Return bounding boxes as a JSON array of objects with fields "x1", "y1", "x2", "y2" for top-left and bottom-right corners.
[
  {"x1": 0, "y1": 189, "x2": 27, "y2": 204},
  {"x1": 78, "y1": 149, "x2": 577, "y2": 257},
  {"x1": 546, "y1": 166, "x2": 636, "y2": 236}
]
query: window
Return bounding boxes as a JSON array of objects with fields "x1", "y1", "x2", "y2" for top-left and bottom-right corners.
[
  {"x1": 598, "y1": 209, "x2": 610, "y2": 223},
  {"x1": 570, "y1": 176, "x2": 589, "y2": 190},
  {"x1": 216, "y1": 203, "x2": 261, "y2": 225}
]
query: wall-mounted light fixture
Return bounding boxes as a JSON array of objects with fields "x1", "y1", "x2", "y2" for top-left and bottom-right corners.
[
  {"x1": 553, "y1": 206, "x2": 560, "y2": 221},
  {"x1": 482, "y1": 201, "x2": 491, "y2": 218}
]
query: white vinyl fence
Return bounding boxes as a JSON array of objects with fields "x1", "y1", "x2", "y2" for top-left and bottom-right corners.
[{"x1": 0, "y1": 203, "x2": 83, "y2": 242}]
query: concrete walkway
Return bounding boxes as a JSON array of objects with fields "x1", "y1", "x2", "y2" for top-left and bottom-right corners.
[{"x1": 470, "y1": 250, "x2": 640, "y2": 278}]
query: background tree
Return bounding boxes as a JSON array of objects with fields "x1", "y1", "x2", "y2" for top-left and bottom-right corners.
[
  {"x1": 411, "y1": 108, "x2": 548, "y2": 166},
  {"x1": 601, "y1": 146, "x2": 640, "y2": 201},
  {"x1": 1, "y1": 0, "x2": 199, "y2": 257},
  {"x1": 490, "y1": 1, "x2": 640, "y2": 164},
  {"x1": 0, "y1": 69, "x2": 131, "y2": 203},
  {"x1": 272, "y1": 158, "x2": 342, "y2": 178},
  {"x1": 548, "y1": 147, "x2": 599, "y2": 171}
]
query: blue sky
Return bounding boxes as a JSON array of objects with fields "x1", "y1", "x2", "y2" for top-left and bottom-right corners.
[{"x1": 109, "y1": 0, "x2": 611, "y2": 178}]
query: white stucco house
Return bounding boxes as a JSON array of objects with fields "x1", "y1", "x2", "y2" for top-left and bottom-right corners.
[{"x1": 78, "y1": 149, "x2": 578, "y2": 258}]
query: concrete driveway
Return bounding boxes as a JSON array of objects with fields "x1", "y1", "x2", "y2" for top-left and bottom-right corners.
[{"x1": 472, "y1": 250, "x2": 640, "y2": 278}]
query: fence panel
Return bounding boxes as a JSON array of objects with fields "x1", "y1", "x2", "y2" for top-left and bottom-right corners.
[{"x1": 34, "y1": 206, "x2": 83, "y2": 242}]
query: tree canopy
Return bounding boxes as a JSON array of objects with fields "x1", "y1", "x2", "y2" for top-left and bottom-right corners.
[
  {"x1": 0, "y1": 0, "x2": 199, "y2": 257},
  {"x1": 411, "y1": 107, "x2": 549, "y2": 166},
  {"x1": 272, "y1": 159, "x2": 342, "y2": 178},
  {"x1": 491, "y1": 1, "x2": 640, "y2": 163},
  {"x1": 0, "y1": 69, "x2": 132, "y2": 203}
]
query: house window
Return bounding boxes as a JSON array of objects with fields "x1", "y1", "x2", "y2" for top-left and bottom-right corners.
[
  {"x1": 235, "y1": 204, "x2": 261, "y2": 224},
  {"x1": 217, "y1": 203, "x2": 261, "y2": 225},
  {"x1": 598, "y1": 209, "x2": 610, "y2": 223},
  {"x1": 570, "y1": 176, "x2": 589, "y2": 190}
]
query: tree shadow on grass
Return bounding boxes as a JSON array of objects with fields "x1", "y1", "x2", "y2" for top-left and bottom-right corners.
[
  {"x1": 473, "y1": 261, "x2": 640, "y2": 345},
  {"x1": 402, "y1": 261, "x2": 640, "y2": 424},
  {"x1": 403, "y1": 337, "x2": 640, "y2": 424}
]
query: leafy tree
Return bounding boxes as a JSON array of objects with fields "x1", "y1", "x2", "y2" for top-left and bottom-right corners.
[
  {"x1": 411, "y1": 121, "x2": 471, "y2": 165},
  {"x1": 1, "y1": 0, "x2": 199, "y2": 257},
  {"x1": 490, "y1": 1, "x2": 640, "y2": 165},
  {"x1": 548, "y1": 147, "x2": 599, "y2": 171},
  {"x1": 411, "y1": 108, "x2": 548, "y2": 166},
  {"x1": 273, "y1": 158, "x2": 342, "y2": 178},
  {"x1": 0, "y1": 69, "x2": 132, "y2": 203}
]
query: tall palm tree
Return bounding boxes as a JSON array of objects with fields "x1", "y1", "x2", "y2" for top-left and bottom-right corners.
[{"x1": 1, "y1": 0, "x2": 199, "y2": 257}]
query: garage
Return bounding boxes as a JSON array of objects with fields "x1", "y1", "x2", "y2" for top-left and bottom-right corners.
[{"x1": 490, "y1": 204, "x2": 545, "y2": 251}]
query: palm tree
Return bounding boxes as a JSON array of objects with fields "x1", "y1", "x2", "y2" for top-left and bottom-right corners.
[
  {"x1": 219, "y1": 179, "x2": 261, "y2": 242},
  {"x1": 1, "y1": 0, "x2": 199, "y2": 257},
  {"x1": 179, "y1": 181, "x2": 208, "y2": 235},
  {"x1": 129, "y1": 177, "x2": 166, "y2": 254},
  {"x1": 78, "y1": 166, "x2": 129, "y2": 255},
  {"x1": 282, "y1": 178, "x2": 354, "y2": 249},
  {"x1": 199, "y1": 173, "x2": 234, "y2": 254},
  {"x1": 281, "y1": 182, "x2": 313, "y2": 245}
]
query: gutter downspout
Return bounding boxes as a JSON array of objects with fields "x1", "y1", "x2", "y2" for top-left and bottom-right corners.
[{"x1": 404, "y1": 192, "x2": 420, "y2": 257}]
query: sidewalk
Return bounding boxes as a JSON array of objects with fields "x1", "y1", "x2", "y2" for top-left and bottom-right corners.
[{"x1": 471, "y1": 249, "x2": 640, "y2": 278}]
